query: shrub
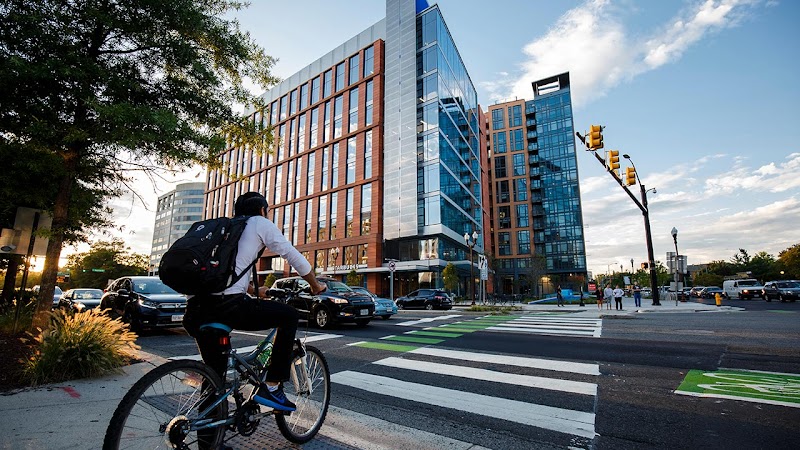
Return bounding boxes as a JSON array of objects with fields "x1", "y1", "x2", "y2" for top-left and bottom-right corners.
[
  {"x1": 22, "y1": 308, "x2": 140, "y2": 385},
  {"x1": 0, "y1": 299, "x2": 36, "y2": 334},
  {"x1": 465, "y1": 305, "x2": 521, "y2": 314}
]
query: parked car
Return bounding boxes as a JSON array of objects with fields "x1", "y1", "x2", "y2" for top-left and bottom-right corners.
[
  {"x1": 689, "y1": 286, "x2": 706, "y2": 298},
  {"x1": 271, "y1": 276, "x2": 375, "y2": 328},
  {"x1": 722, "y1": 279, "x2": 764, "y2": 300},
  {"x1": 350, "y1": 286, "x2": 398, "y2": 320},
  {"x1": 59, "y1": 288, "x2": 104, "y2": 311},
  {"x1": 395, "y1": 289, "x2": 452, "y2": 310},
  {"x1": 641, "y1": 288, "x2": 652, "y2": 298},
  {"x1": 99, "y1": 276, "x2": 187, "y2": 333},
  {"x1": 51, "y1": 286, "x2": 63, "y2": 308},
  {"x1": 761, "y1": 280, "x2": 800, "y2": 302},
  {"x1": 698, "y1": 286, "x2": 724, "y2": 299}
]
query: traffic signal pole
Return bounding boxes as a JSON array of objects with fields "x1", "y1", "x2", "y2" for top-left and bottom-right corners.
[{"x1": 577, "y1": 130, "x2": 661, "y2": 306}]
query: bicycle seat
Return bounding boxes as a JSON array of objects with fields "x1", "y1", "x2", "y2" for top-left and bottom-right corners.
[{"x1": 199, "y1": 322, "x2": 232, "y2": 334}]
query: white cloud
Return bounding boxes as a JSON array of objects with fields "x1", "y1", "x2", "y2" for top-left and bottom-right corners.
[{"x1": 481, "y1": 0, "x2": 765, "y2": 108}]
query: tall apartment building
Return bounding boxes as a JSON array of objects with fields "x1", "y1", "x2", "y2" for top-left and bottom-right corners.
[
  {"x1": 204, "y1": 0, "x2": 484, "y2": 298},
  {"x1": 149, "y1": 182, "x2": 205, "y2": 275},
  {"x1": 485, "y1": 73, "x2": 587, "y2": 295}
]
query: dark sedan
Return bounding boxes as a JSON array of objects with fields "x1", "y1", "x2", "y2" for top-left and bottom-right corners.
[
  {"x1": 699, "y1": 286, "x2": 724, "y2": 299},
  {"x1": 762, "y1": 281, "x2": 800, "y2": 302},
  {"x1": 271, "y1": 276, "x2": 375, "y2": 329},
  {"x1": 395, "y1": 289, "x2": 453, "y2": 310},
  {"x1": 59, "y1": 288, "x2": 104, "y2": 311},
  {"x1": 99, "y1": 276, "x2": 187, "y2": 333}
]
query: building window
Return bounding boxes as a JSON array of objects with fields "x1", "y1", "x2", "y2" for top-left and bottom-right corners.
[
  {"x1": 323, "y1": 101, "x2": 331, "y2": 143},
  {"x1": 494, "y1": 156, "x2": 507, "y2": 178},
  {"x1": 344, "y1": 245, "x2": 355, "y2": 266},
  {"x1": 510, "y1": 129, "x2": 524, "y2": 151},
  {"x1": 307, "y1": 152, "x2": 315, "y2": 196},
  {"x1": 498, "y1": 205, "x2": 511, "y2": 229},
  {"x1": 361, "y1": 184, "x2": 371, "y2": 235},
  {"x1": 349, "y1": 54, "x2": 359, "y2": 85},
  {"x1": 365, "y1": 80, "x2": 373, "y2": 126},
  {"x1": 491, "y1": 108, "x2": 504, "y2": 130},
  {"x1": 514, "y1": 178, "x2": 528, "y2": 202},
  {"x1": 286, "y1": 161, "x2": 294, "y2": 204},
  {"x1": 345, "y1": 187, "x2": 354, "y2": 237},
  {"x1": 316, "y1": 250, "x2": 325, "y2": 270},
  {"x1": 294, "y1": 158, "x2": 302, "y2": 199},
  {"x1": 297, "y1": 113, "x2": 306, "y2": 153},
  {"x1": 279, "y1": 95, "x2": 287, "y2": 121},
  {"x1": 299, "y1": 83, "x2": 308, "y2": 110},
  {"x1": 289, "y1": 89, "x2": 297, "y2": 116},
  {"x1": 321, "y1": 146, "x2": 329, "y2": 191},
  {"x1": 518, "y1": 230, "x2": 531, "y2": 254},
  {"x1": 331, "y1": 143, "x2": 339, "y2": 189},
  {"x1": 333, "y1": 95, "x2": 343, "y2": 139},
  {"x1": 346, "y1": 137, "x2": 356, "y2": 184},
  {"x1": 323, "y1": 70, "x2": 332, "y2": 98},
  {"x1": 363, "y1": 45, "x2": 374, "y2": 77},
  {"x1": 311, "y1": 77, "x2": 320, "y2": 104},
  {"x1": 309, "y1": 107, "x2": 319, "y2": 148},
  {"x1": 270, "y1": 100, "x2": 277, "y2": 125},
  {"x1": 277, "y1": 124, "x2": 285, "y2": 161},
  {"x1": 513, "y1": 153, "x2": 526, "y2": 176},
  {"x1": 496, "y1": 180, "x2": 509, "y2": 203},
  {"x1": 493, "y1": 131, "x2": 506, "y2": 153},
  {"x1": 358, "y1": 243, "x2": 369, "y2": 265},
  {"x1": 317, "y1": 195, "x2": 327, "y2": 241},
  {"x1": 348, "y1": 87, "x2": 359, "y2": 132},
  {"x1": 335, "y1": 62, "x2": 345, "y2": 92},
  {"x1": 516, "y1": 204, "x2": 529, "y2": 227},
  {"x1": 498, "y1": 232, "x2": 511, "y2": 256},
  {"x1": 305, "y1": 199, "x2": 313, "y2": 244},
  {"x1": 330, "y1": 192, "x2": 338, "y2": 239},
  {"x1": 287, "y1": 118, "x2": 295, "y2": 157},
  {"x1": 364, "y1": 130, "x2": 372, "y2": 179},
  {"x1": 509, "y1": 104, "x2": 522, "y2": 127},
  {"x1": 274, "y1": 165, "x2": 283, "y2": 205}
]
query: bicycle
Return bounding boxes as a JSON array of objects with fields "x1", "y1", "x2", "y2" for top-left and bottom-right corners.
[{"x1": 103, "y1": 289, "x2": 331, "y2": 449}]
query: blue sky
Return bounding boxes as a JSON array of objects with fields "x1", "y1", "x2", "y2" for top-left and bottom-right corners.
[{"x1": 86, "y1": 0, "x2": 799, "y2": 279}]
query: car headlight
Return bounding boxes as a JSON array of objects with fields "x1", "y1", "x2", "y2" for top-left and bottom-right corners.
[
  {"x1": 331, "y1": 297, "x2": 349, "y2": 304},
  {"x1": 138, "y1": 299, "x2": 159, "y2": 308}
]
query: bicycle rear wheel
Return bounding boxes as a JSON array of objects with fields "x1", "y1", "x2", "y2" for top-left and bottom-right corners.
[
  {"x1": 275, "y1": 345, "x2": 331, "y2": 444},
  {"x1": 103, "y1": 360, "x2": 228, "y2": 450}
]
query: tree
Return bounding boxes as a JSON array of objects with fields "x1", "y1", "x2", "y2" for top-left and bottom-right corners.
[
  {"x1": 345, "y1": 269, "x2": 361, "y2": 286},
  {"x1": 731, "y1": 248, "x2": 751, "y2": 267},
  {"x1": 1, "y1": 1, "x2": 278, "y2": 330},
  {"x1": 442, "y1": 263, "x2": 458, "y2": 295},
  {"x1": 693, "y1": 272, "x2": 723, "y2": 287},
  {"x1": 521, "y1": 255, "x2": 547, "y2": 298},
  {"x1": 777, "y1": 243, "x2": 800, "y2": 279},
  {"x1": 64, "y1": 239, "x2": 148, "y2": 288}
]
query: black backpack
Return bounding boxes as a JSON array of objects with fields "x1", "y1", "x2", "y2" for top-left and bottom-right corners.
[{"x1": 159, "y1": 216, "x2": 261, "y2": 295}]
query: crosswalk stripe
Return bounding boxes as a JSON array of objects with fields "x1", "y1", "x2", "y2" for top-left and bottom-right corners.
[
  {"x1": 486, "y1": 326, "x2": 598, "y2": 337},
  {"x1": 408, "y1": 347, "x2": 600, "y2": 375},
  {"x1": 330, "y1": 371, "x2": 596, "y2": 438},
  {"x1": 394, "y1": 315, "x2": 462, "y2": 326},
  {"x1": 373, "y1": 357, "x2": 597, "y2": 396},
  {"x1": 169, "y1": 332, "x2": 342, "y2": 361},
  {"x1": 518, "y1": 316, "x2": 601, "y2": 323}
]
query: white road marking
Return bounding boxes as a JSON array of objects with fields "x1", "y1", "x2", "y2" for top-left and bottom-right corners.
[
  {"x1": 394, "y1": 315, "x2": 462, "y2": 326},
  {"x1": 169, "y1": 333, "x2": 341, "y2": 361},
  {"x1": 408, "y1": 347, "x2": 600, "y2": 375}
]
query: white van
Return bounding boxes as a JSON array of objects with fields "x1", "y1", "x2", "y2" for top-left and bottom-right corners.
[{"x1": 722, "y1": 279, "x2": 764, "y2": 300}]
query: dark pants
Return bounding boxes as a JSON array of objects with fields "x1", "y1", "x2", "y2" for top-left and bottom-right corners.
[
  {"x1": 183, "y1": 294, "x2": 299, "y2": 383},
  {"x1": 615, "y1": 297, "x2": 623, "y2": 310},
  {"x1": 634, "y1": 293, "x2": 642, "y2": 307}
]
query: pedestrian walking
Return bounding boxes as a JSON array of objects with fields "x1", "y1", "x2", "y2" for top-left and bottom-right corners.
[
  {"x1": 613, "y1": 284, "x2": 624, "y2": 310},
  {"x1": 633, "y1": 284, "x2": 642, "y2": 308},
  {"x1": 603, "y1": 284, "x2": 614, "y2": 310},
  {"x1": 556, "y1": 285, "x2": 564, "y2": 307}
]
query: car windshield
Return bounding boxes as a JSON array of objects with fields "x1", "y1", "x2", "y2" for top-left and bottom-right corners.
[
  {"x1": 351, "y1": 287, "x2": 375, "y2": 298},
  {"x1": 133, "y1": 279, "x2": 178, "y2": 295},
  {"x1": 777, "y1": 282, "x2": 799, "y2": 288},
  {"x1": 76, "y1": 289, "x2": 103, "y2": 299},
  {"x1": 323, "y1": 280, "x2": 353, "y2": 293},
  {"x1": 737, "y1": 280, "x2": 758, "y2": 286}
]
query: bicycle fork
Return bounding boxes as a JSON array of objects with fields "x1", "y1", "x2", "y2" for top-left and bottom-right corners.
[{"x1": 289, "y1": 339, "x2": 312, "y2": 396}]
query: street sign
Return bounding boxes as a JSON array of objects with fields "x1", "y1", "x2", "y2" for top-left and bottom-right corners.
[
  {"x1": 478, "y1": 255, "x2": 488, "y2": 280},
  {"x1": 388, "y1": 261, "x2": 396, "y2": 272}
]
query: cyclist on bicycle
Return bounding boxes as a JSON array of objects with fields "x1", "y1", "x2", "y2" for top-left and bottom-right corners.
[{"x1": 183, "y1": 192, "x2": 325, "y2": 413}]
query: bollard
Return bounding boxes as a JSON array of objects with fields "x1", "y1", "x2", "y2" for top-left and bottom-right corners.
[{"x1": 715, "y1": 292, "x2": 722, "y2": 307}]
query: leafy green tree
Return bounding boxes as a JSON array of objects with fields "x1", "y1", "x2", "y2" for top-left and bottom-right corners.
[
  {"x1": 442, "y1": 263, "x2": 458, "y2": 295},
  {"x1": 777, "y1": 243, "x2": 800, "y2": 279},
  {"x1": 747, "y1": 251, "x2": 776, "y2": 281},
  {"x1": 704, "y1": 260, "x2": 738, "y2": 278},
  {"x1": 693, "y1": 272, "x2": 723, "y2": 287},
  {"x1": 65, "y1": 240, "x2": 147, "y2": 288},
  {"x1": 1, "y1": 1, "x2": 278, "y2": 330},
  {"x1": 345, "y1": 270, "x2": 361, "y2": 286}
]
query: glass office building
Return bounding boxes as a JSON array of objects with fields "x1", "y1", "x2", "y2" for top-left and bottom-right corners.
[
  {"x1": 203, "y1": 0, "x2": 484, "y2": 297},
  {"x1": 487, "y1": 73, "x2": 586, "y2": 295},
  {"x1": 149, "y1": 182, "x2": 205, "y2": 275}
]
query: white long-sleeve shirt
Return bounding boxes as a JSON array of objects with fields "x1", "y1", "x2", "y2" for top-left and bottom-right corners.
[
  {"x1": 221, "y1": 215, "x2": 312, "y2": 295},
  {"x1": 612, "y1": 288, "x2": 624, "y2": 298}
]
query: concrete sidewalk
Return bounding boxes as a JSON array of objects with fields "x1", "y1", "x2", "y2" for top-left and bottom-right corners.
[{"x1": 0, "y1": 299, "x2": 741, "y2": 449}]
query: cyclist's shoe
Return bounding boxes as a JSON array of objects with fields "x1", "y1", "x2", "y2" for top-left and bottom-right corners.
[{"x1": 253, "y1": 384, "x2": 296, "y2": 411}]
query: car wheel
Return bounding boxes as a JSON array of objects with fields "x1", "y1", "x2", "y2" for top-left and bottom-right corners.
[
  {"x1": 380, "y1": 315, "x2": 391, "y2": 320},
  {"x1": 779, "y1": 294, "x2": 786, "y2": 303},
  {"x1": 355, "y1": 319, "x2": 370, "y2": 327},
  {"x1": 313, "y1": 306, "x2": 332, "y2": 329},
  {"x1": 425, "y1": 303, "x2": 433, "y2": 310},
  {"x1": 765, "y1": 294, "x2": 771, "y2": 302}
]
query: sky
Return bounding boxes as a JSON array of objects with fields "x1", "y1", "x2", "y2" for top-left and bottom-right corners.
[{"x1": 62, "y1": 0, "x2": 800, "y2": 279}]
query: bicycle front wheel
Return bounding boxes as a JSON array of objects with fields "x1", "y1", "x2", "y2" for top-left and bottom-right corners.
[
  {"x1": 275, "y1": 345, "x2": 331, "y2": 444},
  {"x1": 103, "y1": 360, "x2": 228, "y2": 450}
]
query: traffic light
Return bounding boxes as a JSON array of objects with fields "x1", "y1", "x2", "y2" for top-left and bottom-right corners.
[
  {"x1": 607, "y1": 150, "x2": 620, "y2": 176},
  {"x1": 625, "y1": 166, "x2": 636, "y2": 186},
  {"x1": 587, "y1": 125, "x2": 604, "y2": 150}
]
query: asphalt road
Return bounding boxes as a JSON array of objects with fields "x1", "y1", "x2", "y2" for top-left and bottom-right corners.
[{"x1": 135, "y1": 305, "x2": 800, "y2": 449}]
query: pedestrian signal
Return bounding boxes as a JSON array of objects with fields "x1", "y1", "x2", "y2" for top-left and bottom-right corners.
[
  {"x1": 625, "y1": 167, "x2": 636, "y2": 186},
  {"x1": 607, "y1": 150, "x2": 620, "y2": 175},
  {"x1": 587, "y1": 125, "x2": 604, "y2": 150}
]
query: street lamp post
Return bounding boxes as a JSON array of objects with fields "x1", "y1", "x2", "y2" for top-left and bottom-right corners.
[
  {"x1": 671, "y1": 227, "x2": 683, "y2": 295},
  {"x1": 464, "y1": 231, "x2": 479, "y2": 306},
  {"x1": 624, "y1": 154, "x2": 661, "y2": 305},
  {"x1": 330, "y1": 247, "x2": 340, "y2": 278}
]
